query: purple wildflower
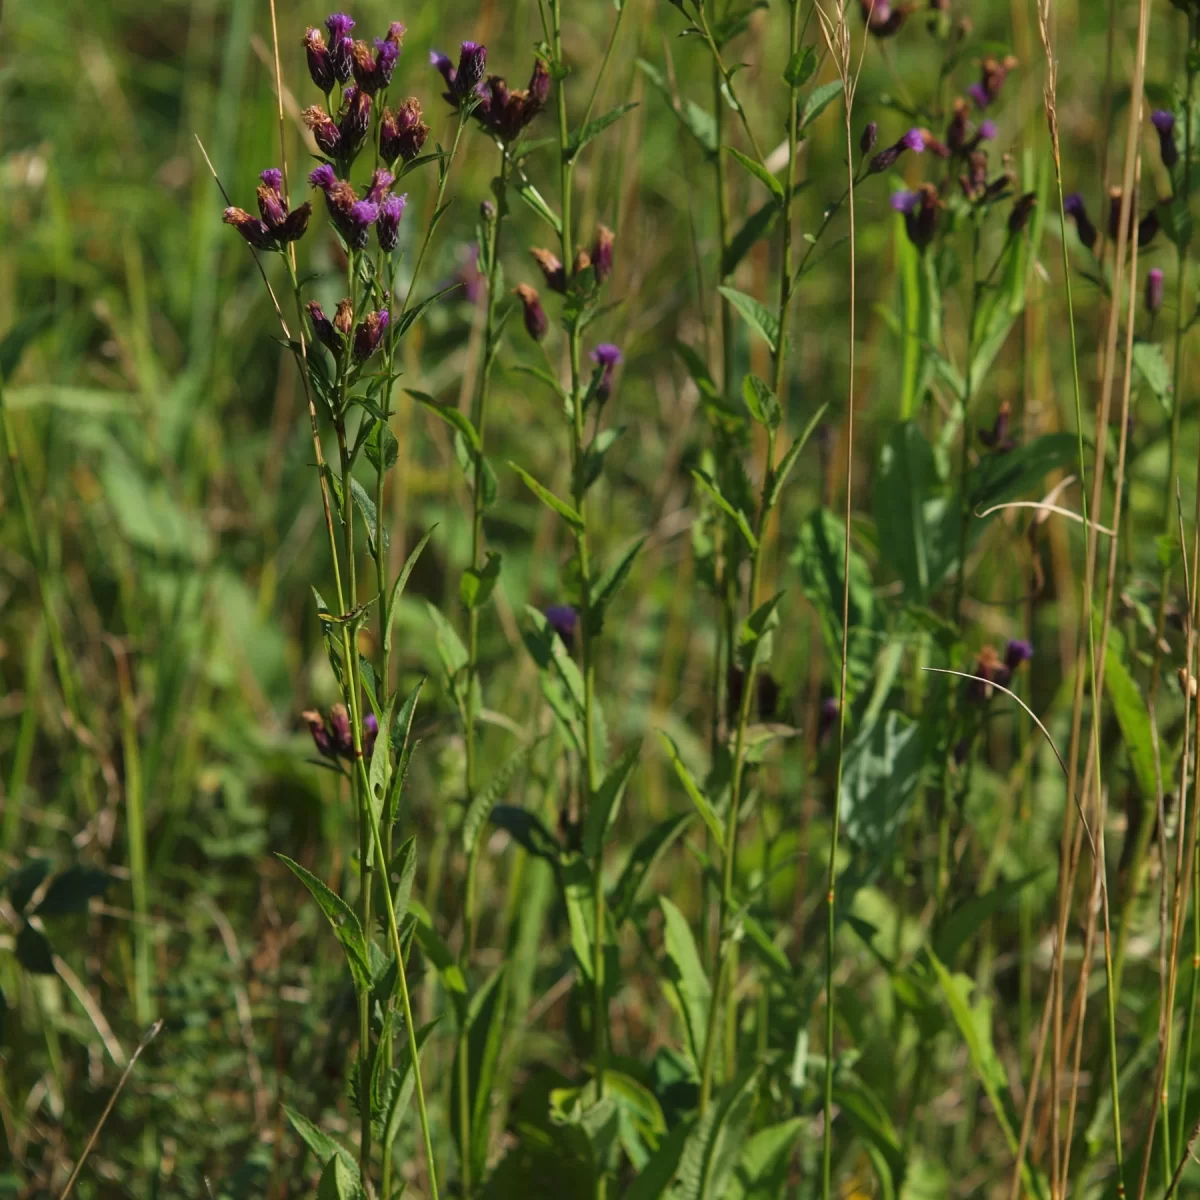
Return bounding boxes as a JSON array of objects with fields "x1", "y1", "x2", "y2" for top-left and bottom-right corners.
[
  {"x1": 365, "y1": 168, "x2": 394, "y2": 204},
  {"x1": 515, "y1": 284, "x2": 548, "y2": 341},
  {"x1": 325, "y1": 13, "x2": 355, "y2": 84},
  {"x1": 224, "y1": 167, "x2": 310, "y2": 251},
  {"x1": 1005, "y1": 639, "x2": 1034, "y2": 671},
  {"x1": 376, "y1": 193, "x2": 407, "y2": 252},
  {"x1": 868, "y1": 127, "x2": 925, "y2": 174},
  {"x1": 455, "y1": 42, "x2": 487, "y2": 99},
  {"x1": 819, "y1": 696, "x2": 840, "y2": 744},
  {"x1": 860, "y1": 121, "x2": 878, "y2": 156},
  {"x1": 966, "y1": 645, "x2": 1011, "y2": 703},
  {"x1": 306, "y1": 301, "x2": 343, "y2": 355},
  {"x1": 304, "y1": 27, "x2": 335, "y2": 93},
  {"x1": 1146, "y1": 266, "x2": 1165, "y2": 315},
  {"x1": 1064, "y1": 192, "x2": 1097, "y2": 252},
  {"x1": 353, "y1": 309, "x2": 389, "y2": 360},
  {"x1": 1152, "y1": 110, "x2": 1178, "y2": 169},
  {"x1": 590, "y1": 343, "x2": 623, "y2": 402},
  {"x1": 891, "y1": 183, "x2": 939, "y2": 249},
  {"x1": 380, "y1": 98, "x2": 429, "y2": 164},
  {"x1": 339, "y1": 86, "x2": 372, "y2": 157},
  {"x1": 591, "y1": 225, "x2": 615, "y2": 284},
  {"x1": 309, "y1": 163, "x2": 337, "y2": 191},
  {"x1": 544, "y1": 604, "x2": 578, "y2": 649},
  {"x1": 531, "y1": 247, "x2": 566, "y2": 293},
  {"x1": 302, "y1": 107, "x2": 342, "y2": 157},
  {"x1": 346, "y1": 199, "x2": 379, "y2": 249}
]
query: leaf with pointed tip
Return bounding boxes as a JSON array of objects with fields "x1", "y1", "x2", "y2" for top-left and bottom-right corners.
[
  {"x1": 408, "y1": 389, "x2": 480, "y2": 451},
  {"x1": 489, "y1": 804, "x2": 562, "y2": 864},
  {"x1": 285, "y1": 1106, "x2": 360, "y2": 1176},
  {"x1": 568, "y1": 102, "x2": 638, "y2": 159},
  {"x1": 384, "y1": 526, "x2": 436, "y2": 657},
  {"x1": 660, "y1": 896, "x2": 711, "y2": 1067},
  {"x1": 395, "y1": 281, "x2": 463, "y2": 338},
  {"x1": 727, "y1": 146, "x2": 784, "y2": 203},
  {"x1": 765, "y1": 403, "x2": 828, "y2": 509},
  {"x1": 741, "y1": 374, "x2": 781, "y2": 429},
  {"x1": 798, "y1": 79, "x2": 844, "y2": 132},
  {"x1": 658, "y1": 732, "x2": 724, "y2": 851},
  {"x1": 718, "y1": 286, "x2": 778, "y2": 354},
  {"x1": 510, "y1": 463, "x2": 585, "y2": 530},
  {"x1": 610, "y1": 812, "x2": 693, "y2": 926},
  {"x1": 583, "y1": 741, "x2": 642, "y2": 858},
  {"x1": 276, "y1": 855, "x2": 370, "y2": 991},
  {"x1": 516, "y1": 178, "x2": 563, "y2": 234},
  {"x1": 723, "y1": 202, "x2": 780, "y2": 278},
  {"x1": 16, "y1": 923, "x2": 55, "y2": 974},
  {"x1": 691, "y1": 469, "x2": 757, "y2": 550},
  {"x1": 350, "y1": 478, "x2": 382, "y2": 556},
  {"x1": 589, "y1": 536, "x2": 648, "y2": 636},
  {"x1": 636, "y1": 59, "x2": 718, "y2": 156}
]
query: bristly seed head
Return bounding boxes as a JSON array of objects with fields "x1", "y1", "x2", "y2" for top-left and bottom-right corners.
[
  {"x1": 302, "y1": 107, "x2": 342, "y2": 157},
  {"x1": 353, "y1": 309, "x2": 390, "y2": 360},
  {"x1": 304, "y1": 27, "x2": 335, "y2": 93},
  {"x1": 333, "y1": 297, "x2": 355, "y2": 336}
]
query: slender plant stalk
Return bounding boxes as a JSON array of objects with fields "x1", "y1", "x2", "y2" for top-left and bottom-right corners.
[{"x1": 809, "y1": 6, "x2": 862, "y2": 1196}]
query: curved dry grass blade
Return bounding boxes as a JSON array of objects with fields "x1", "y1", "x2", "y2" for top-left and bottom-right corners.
[
  {"x1": 974, "y1": 500, "x2": 1115, "y2": 536},
  {"x1": 920, "y1": 667, "x2": 1094, "y2": 857},
  {"x1": 58, "y1": 1019, "x2": 163, "y2": 1200}
]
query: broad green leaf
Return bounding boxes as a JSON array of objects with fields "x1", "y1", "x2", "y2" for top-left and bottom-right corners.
[
  {"x1": 462, "y1": 737, "x2": 542, "y2": 853},
  {"x1": 1132, "y1": 341, "x2": 1172, "y2": 414},
  {"x1": 784, "y1": 46, "x2": 817, "y2": 87},
  {"x1": 1104, "y1": 624, "x2": 1167, "y2": 806},
  {"x1": 564, "y1": 854, "x2": 600, "y2": 978},
  {"x1": 367, "y1": 695, "x2": 395, "y2": 825},
  {"x1": 364, "y1": 418, "x2": 398, "y2": 474},
  {"x1": 735, "y1": 591, "x2": 784, "y2": 671},
  {"x1": 377, "y1": 1019, "x2": 438, "y2": 1158},
  {"x1": 350, "y1": 478, "x2": 382, "y2": 556},
  {"x1": 872, "y1": 422, "x2": 944, "y2": 602},
  {"x1": 727, "y1": 146, "x2": 784, "y2": 203},
  {"x1": 460, "y1": 550, "x2": 503, "y2": 610},
  {"x1": 798, "y1": 79, "x2": 844, "y2": 131},
  {"x1": 610, "y1": 812, "x2": 693, "y2": 925},
  {"x1": 840, "y1": 712, "x2": 925, "y2": 861},
  {"x1": 510, "y1": 462, "x2": 585, "y2": 530},
  {"x1": 317, "y1": 1154, "x2": 362, "y2": 1200},
  {"x1": 741, "y1": 374, "x2": 781, "y2": 429},
  {"x1": 384, "y1": 677, "x2": 425, "y2": 825},
  {"x1": 625, "y1": 1118, "x2": 695, "y2": 1200},
  {"x1": 583, "y1": 741, "x2": 642, "y2": 858},
  {"x1": 426, "y1": 600, "x2": 469, "y2": 680},
  {"x1": 660, "y1": 896, "x2": 711, "y2": 1066},
  {"x1": 657, "y1": 732, "x2": 724, "y2": 851},
  {"x1": 389, "y1": 836, "x2": 418, "y2": 921},
  {"x1": 717, "y1": 286, "x2": 779, "y2": 354},
  {"x1": 568, "y1": 102, "x2": 638, "y2": 159},
  {"x1": 276, "y1": 855, "x2": 370, "y2": 990}
]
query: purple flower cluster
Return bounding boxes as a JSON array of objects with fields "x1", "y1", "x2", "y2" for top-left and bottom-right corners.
[
  {"x1": 309, "y1": 163, "x2": 407, "y2": 254},
  {"x1": 223, "y1": 167, "x2": 311, "y2": 251},
  {"x1": 303, "y1": 703, "x2": 379, "y2": 760},
  {"x1": 307, "y1": 295, "x2": 390, "y2": 362},
  {"x1": 432, "y1": 44, "x2": 551, "y2": 143}
]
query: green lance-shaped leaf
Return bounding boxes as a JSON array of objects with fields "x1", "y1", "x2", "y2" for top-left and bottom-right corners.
[
  {"x1": 459, "y1": 550, "x2": 503, "y2": 610},
  {"x1": 1104, "y1": 623, "x2": 1169, "y2": 806},
  {"x1": 734, "y1": 591, "x2": 784, "y2": 672},
  {"x1": 741, "y1": 373, "x2": 782, "y2": 429},
  {"x1": 724, "y1": 1117, "x2": 805, "y2": 1200},
  {"x1": 659, "y1": 896, "x2": 711, "y2": 1068},
  {"x1": 657, "y1": 732, "x2": 724, "y2": 851},
  {"x1": 426, "y1": 600, "x2": 469, "y2": 688},
  {"x1": 384, "y1": 525, "x2": 436, "y2": 657},
  {"x1": 726, "y1": 146, "x2": 784, "y2": 203},
  {"x1": 717, "y1": 286, "x2": 779, "y2": 354},
  {"x1": 568, "y1": 102, "x2": 639, "y2": 159},
  {"x1": 384, "y1": 677, "x2": 425, "y2": 826},
  {"x1": 765, "y1": 403, "x2": 828, "y2": 510},
  {"x1": 509, "y1": 462, "x2": 585, "y2": 530},
  {"x1": 798, "y1": 79, "x2": 844, "y2": 132},
  {"x1": 407, "y1": 389, "x2": 481, "y2": 451},
  {"x1": 350, "y1": 478, "x2": 383, "y2": 557},
  {"x1": 393, "y1": 281, "x2": 463, "y2": 339},
  {"x1": 583, "y1": 740, "x2": 643, "y2": 858},
  {"x1": 276, "y1": 855, "x2": 370, "y2": 991},
  {"x1": 691, "y1": 469, "x2": 757, "y2": 551},
  {"x1": 636, "y1": 59, "x2": 718, "y2": 156},
  {"x1": 317, "y1": 1152, "x2": 362, "y2": 1200},
  {"x1": 589, "y1": 535, "x2": 648, "y2": 637},
  {"x1": 723, "y1": 201, "x2": 781, "y2": 278},
  {"x1": 284, "y1": 1106, "x2": 360, "y2": 1177},
  {"x1": 610, "y1": 812, "x2": 693, "y2": 927},
  {"x1": 489, "y1": 804, "x2": 562, "y2": 864},
  {"x1": 461, "y1": 737, "x2": 543, "y2": 854},
  {"x1": 564, "y1": 854, "x2": 601, "y2": 979},
  {"x1": 377, "y1": 1018, "x2": 440, "y2": 1157}
]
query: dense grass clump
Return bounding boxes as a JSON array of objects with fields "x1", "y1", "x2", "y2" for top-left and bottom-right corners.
[{"x1": 4, "y1": 0, "x2": 1200, "y2": 1197}]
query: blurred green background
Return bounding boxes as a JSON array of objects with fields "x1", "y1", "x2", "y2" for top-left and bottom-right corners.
[{"x1": 2, "y1": 0, "x2": 1198, "y2": 1194}]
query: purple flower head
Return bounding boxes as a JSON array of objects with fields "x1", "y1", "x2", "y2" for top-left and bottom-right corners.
[
  {"x1": 223, "y1": 207, "x2": 273, "y2": 250},
  {"x1": 890, "y1": 188, "x2": 921, "y2": 214},
  {"x1": 531, "y1": 247, "x2": 566, "y2": 293},
  {"x1": 860, "y1": 120, "x2": 878, "y2": 156},
  {"x1": 381, "y1": 98, "x2": 429, "y2": 164},
  {"x1": 893, "y1": 183, "x2": 939, "y2": 249},
  {"x1": 374, "y1": 37, "x2": 401, "y2": 86},
  {"x1": 544, "y1": 604, "x2": 578, "y2": 648},
  {"x1": 1064, "y1": 191, "x2": 1098, "y2": 252},
  {"x1": 353, "y1": 309, "x2": 390, "y2": 360},
  {"x1": 967, "y1": 82, "x2": 989, "y2": 109},
  {"x1": 590, "y1": 343, "x2": 623, "y2": 402},
  {"x1": 384, "y1": 22, "x2": 405, "y2": 44},
  {"x1": 869, "y1": 127, "x2": 925, "y2": 174},
  {"x1": 971, "y1": 55, "x2": 1018, "y2": 109},
  {"x1": 528, "y1": 58, "x2": 551, "y2": 108},
  {"x1": 455, "y1": 41, "x2": 487, "y2": 99},
  {"x1": 1139, "y1": 210, "x2": 1159, "y2": 248},
  {"x1": 1146, "y1": 266, "x2": 1165, "y2": 315},
  {"x1": 1153, "y1": 109, "x2": 1179, "y2": 168},
  {"x1": 430, "y1": 48, "x2": 456, "y2": 97},
  {"x1": 346, "y1": 198, "x2": 379, "y2": 249},
  {"x1": 309, "y1": 163, "x2": 337, "y2": 192},
  {"x1": 978, "y1": 400, "x2": 1014, "y2": 453},
  {"x1": 304, "y1": 27, "x2": 335, "y2": 93},
  {"x1": 306, "y1": 301, "x2": 343, "y2": 355},
  {"x1": 302, "y1": 709, "x2": 336, "y2": 758},
  {"x1": 256, "y1": 173, "x2": 288, "y2": 227},
  {"x1": 591, "y1": 225, "x2": 615, "y2": 284},
  {"x1": 365, "y1": 168, "x2": 394, "y2": 204},
  {"x1": 260, "y1": 168, "x2": 283, "y2": 192},
  {"x1": 515, "y1": 283, "x2": 548, "y2": 341},
  {"x1": 328, "y1": 703, "x2": 353, "y2": 755},
  {"x1": 325, "y1": 13, "x2": 355, "y2": 83},
  {"x1": 860, "y1": 0, "x2": 907, "y2": 36},
  {"x1": 1005, "y1": 639, "x2": 1034, "y2": 671},
  {"x1": 352, "y1": 35, "x2": 401, "y2": 94},
  {"x1": 978, "y1": 119, "x2": 997, "y2": 141},
  {"x1": 302, "y1": 107, "x2": 342, "y2": 157},
  {"x1": 376, "y1": 193, "x2": 408, "y2": 252},
  {"x1": 363, "y1": 711, "x2": 379, "y2": 759},
  {"x1": 339, "y1": 86, "x2": 372, "y2": 157}
]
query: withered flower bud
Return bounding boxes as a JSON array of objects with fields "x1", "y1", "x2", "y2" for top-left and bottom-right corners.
[
  {"x1": 531, "y1": 247, "x2": 566, "y2": 293},
  {"x1": 515, "y1": 283, "x2": 549, "y2": 341}
]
